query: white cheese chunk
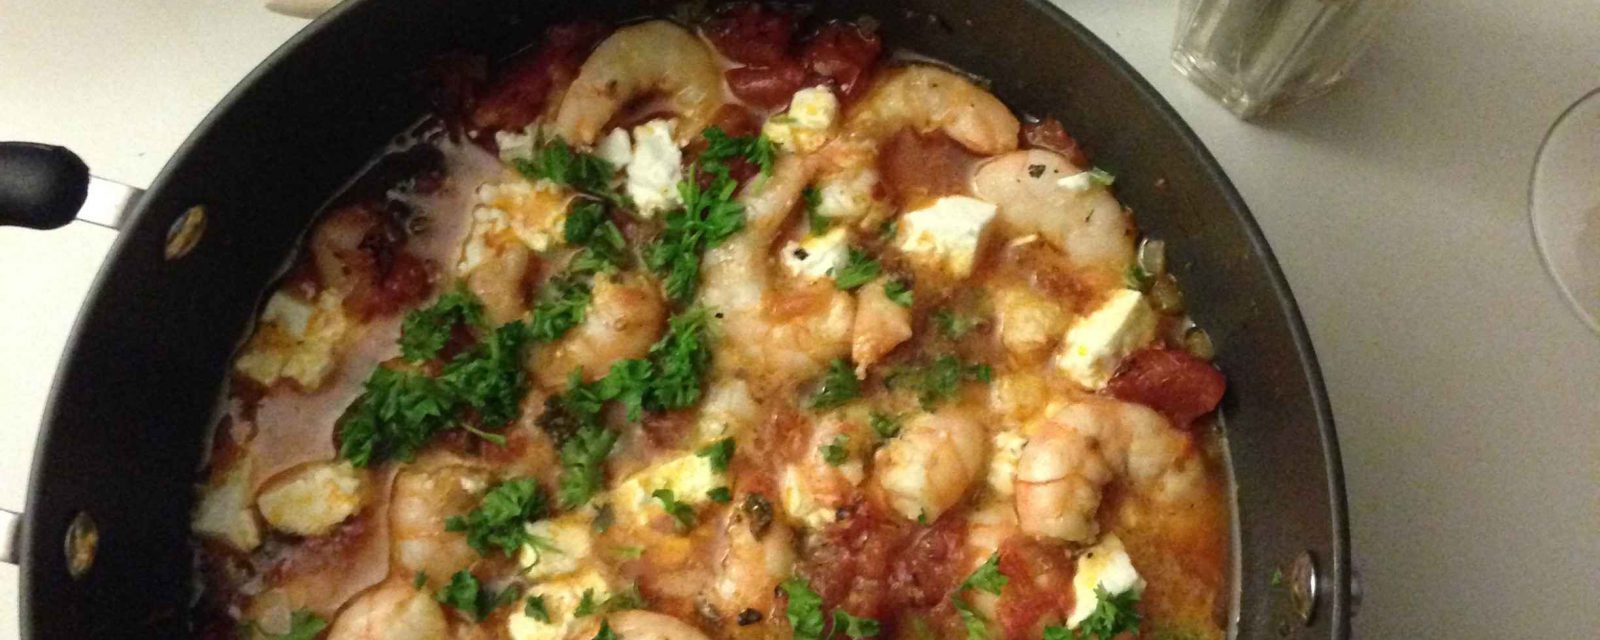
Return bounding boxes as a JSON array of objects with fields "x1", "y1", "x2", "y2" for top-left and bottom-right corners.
[
  {"x1": 815, "y1": 167, "x2": 881, "y2": 221},
  {"x1": 1057, "y1": 168, "x2": 1114, "y2": 192},
  {"x1": 896, "y1": 196, "x2": 997, "y2": 278},
  {"x1": 496, "y1": 124, "x2": 545, "y2": 163},
  {"x1": 506, "y1": 569, "x2": 612, "y2": 640},
  {"x1": 1054, "y1": 289, "x2": 1157, "y2": 389},
  {"x1": 260, "y1": 292, "x2": 315, "y2": 339},
  {"x1": 625, "y1": 119, "x2": 684, "y2": 219},
  {"x1": 762, "y1": 86, "x2": 839, "y2": 153},
  {"x1": 517, "y1": 513, "x2": 594, "y2": 581},
  {"x1": 780, "y1": 228, "x2": 852, "y2": 282},
  {"x1": 1067, "y1": 534, "x2": 1145, "y2": 628},
  {"x1": 255, "y1": 461, "x2": 366, "y2": 537},
  {"x1": 234, "y1": 290, "x2": 349, "y2": 389},
  {"x1": 459, "y1": 179, "x2": 574, "y2": 273},
  {"x1": 609, "y1": 452, "x2": 721, "y2": 525},
  {"x1": 192, "y1": 461, "x2": 261, "y2": 552},
  {"x1": 595, "y1": 127, "x2": 633, "y2": 168}
]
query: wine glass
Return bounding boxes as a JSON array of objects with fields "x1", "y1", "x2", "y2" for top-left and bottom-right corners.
[{"x1": 1530, "y1": 87, "x2": 1600, "y2": 336}]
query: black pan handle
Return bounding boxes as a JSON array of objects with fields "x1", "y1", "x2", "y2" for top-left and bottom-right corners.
[{"x1": 0, "y1": 142, "x2": 91, "y2": 230}]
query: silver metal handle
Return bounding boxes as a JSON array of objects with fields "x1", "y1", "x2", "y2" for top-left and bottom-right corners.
[
  {"x1": 78, "y1": 176, "x2": 142, "y2": 230},
  {"x1": 0, "y1": 507, "x2": 19, "y2": 565}
]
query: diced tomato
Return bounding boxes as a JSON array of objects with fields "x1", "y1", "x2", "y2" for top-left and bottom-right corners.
[
  {"x1": 995, "y1": 537, "x2": 1076, "y2": 639},
  {"x1": 1020, "y1": 117, "x2": 1090, "y2": 168},
  {"x1": 705, "y1": 2, "x2": 798, "y2": 66},
  {"x1": 726, "y1": 61, "x2": 809, "y2": 109},
  {"x1": 800, "y1": 21, "x2": 883, "y2": 99},
  {"x1": 470, "y1": 21, "x2": 609, "y2": 132},
  {"x1": 887, "y1": 512, "x2": 969, "y2": 610},
  {"x1": 1106, "y1": 348, "x2": 1227, "y2": 426},
  {"x1": 800, "y1": 502, "x2": 911, "y2": 619},
  {"x1": 345, "y1": 245, "x2": 434, "y2": 320}
]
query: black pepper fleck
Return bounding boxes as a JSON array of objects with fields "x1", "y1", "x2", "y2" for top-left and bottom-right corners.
[
  {"x1": 794, "y1": 248, "x2": 810, "y2": 260},
  {"x1": 1027, "y1": 164, "x2": 1046, "y2": 178},
  {"x1": 738, "y1": 609, "x2": 764, "y2": 625}
]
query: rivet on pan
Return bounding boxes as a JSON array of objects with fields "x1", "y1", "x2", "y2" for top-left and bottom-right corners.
[
  {"x1": 1287, "y1": 550, "x2": 1319, "y2": 626},
  {"x1": 63, "y1": 511, "x2": 98, "y2": 580},
  {"x1": 164, "y1": 205, "x2": 207, "y2": 260}
]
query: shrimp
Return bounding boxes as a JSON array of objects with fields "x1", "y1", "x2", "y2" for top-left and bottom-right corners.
[
  {"x1": 779, "y1": 414, "x2": 868, "y2": 528},
  {"x1": 850, "y1": 278, "x2": 913, "y2": 375},
  {"x1": 553, "y1": 21, "x2": 724, "y2": 145},
  {"x1": 536, "y1": 271, "x2": 668, "y2": 387},
  {"x1": 838, "y1": 65, "x2": 1020, "y2": 156},
  {"x1": 708, "y1": 510, "x2": 797, "y2": 622},
  {"x1": 325, "y1": 579, "x2": 449, "y2": 640},
  {"x1": 992, "y1": 284, "x2": 1069, "y2": 361},
  {"x1": 872, "y1": 410, "x2": 988, "y2": 523},
  {"x1": 389, "y1": 460, "x2": 492, "y2": 584},
  {"x1": 465, "y1": 241, "x2": 534, "y2": 325},
  {"x1": 701, "y1": 155, "x2": 855, "y2": 386},
  {"x1": 565, "y1": 611, "x2": 713, "y2": 640},
  {"x1": 1014, "y1": 399, "x2": 1200, "y2": 542},
  {"x1": 971, "y1": 149, "x2": 1134, "y2": 279}
]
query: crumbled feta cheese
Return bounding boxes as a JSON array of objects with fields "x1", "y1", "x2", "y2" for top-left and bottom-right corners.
[
  {"x1": 778, "y1": 459, "x2": 863, "y2": 529},
  {"x1": 1054, "y1": 289, "x2": 1157, "y2": 389},
  {"x1": 780, "y1": 228, "x2": 852, "y2": 281},
  {"x1": 692, "y1": 379, "x2": 759, "y2": 442},
  {"x1": 517, "y1": 513, "x2": 594, "y2": 580},
  {"x1": 458, "y1": 178, "x2": 574, "y2": 272},
  {"x1": 762, "y1": 86, "x2": 840, "y2": 153},
  {"x1": 234, "y1": 290, "x2": 350, "y2": 389},
  {"x1": 986, "y1": 430, "x2": 1027, "y2": 496},
  {"x1": 815, "y1": 167, "x2": 881, "y2": 221},
  {"x1": 1068, "y1": 534, "x2": 1145, "y2": 628},
  {"x1": 192, "y1": 461, "x2": 261, "y2": 552},
  {"x1": 595, "y1": 127, "x2": 633, "y2": 168},
  {"x1": 506, "y1": 569, "x2": 612, "y2": 640},
  {"x1": 496, "y1": 125, "x2": 542, "y2": 163},
  {"x1": 1058, "y1": 167, "x2": 1115, "y2": 192},
  {"x1": 609, "y1": 452, "x2": 720, "y2": 525},
  {"x1": 260, "y1": 292, "x2": 315, "y2": 339},
  {"x1": 896, "y1": 196, "x2": 998, "y2": 278},
  {"x1": 625, "y1": 119, "x2": 684, "y2": 218},
  {"x1": 255, "y1": 461, "x2": 366, "y2": 537}
]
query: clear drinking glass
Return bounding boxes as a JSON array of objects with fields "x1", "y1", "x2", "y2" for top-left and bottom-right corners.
[
  {"x1": 1530, "y1": 88, "x2": 1600, "y2": 336},
  {"x1": 1171, "y1": 0, "x2": 1400, "y2": 119}
]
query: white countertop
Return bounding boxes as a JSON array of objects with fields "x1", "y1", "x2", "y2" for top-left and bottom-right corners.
[{"x1": 1, "y1": 0, "x2": 1596, "y2": 637}]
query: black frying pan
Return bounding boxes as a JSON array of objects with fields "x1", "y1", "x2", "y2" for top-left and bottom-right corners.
[{"x1": 0, "y1": 0, "x2": 1351, "y2": 637}]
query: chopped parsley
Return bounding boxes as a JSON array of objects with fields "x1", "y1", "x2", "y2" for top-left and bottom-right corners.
[
  {"x1": 652, "y1": 489, "x2": 698, "y2": 531},
  {"x1": 886, "y1": 354, "x2": 993, "y2": 409},
  {"x1": 444, "y1": 477, "x2": 548, "y2": 557},
  {"x1": 933, "y1": 310, "x2": 981, "y2": 339},
  {"x1": 565, "y1": 200, "x2": 629, "y2": 271},
  {"x1": 883, "y1": 278, "x2": 914, "y2": 307},
  {"x1": 696, "y1": 437, "x2": 736, "y2": 473},
  {"x1": 613, "y1": 545, "x2": 645, "y2": 560},
  {"x1": 869, "y1": 412, "x2": 902, "y2": 440},
  {"x1": 438, "y1": 320, "x2": 532, "y2": 429},
  {"x1": 803, "y1": 186, "x2": 829, "y2": 235},
  {"x1": 575, "y1": 586, "x2": 647, "y2": 617},
  {"x1": 399, "y1": 286, "x2": 486, "y2": 362},
  {"x1": 1084, "y1": 167, "x2": 1116, "y2": 187},
  {"x1": 529, "y1": 274, "x2": 594, "y2": 343},
  {"x1": 649, "y1": 162, "x2": 745, "y2": 302},
  {"x1": 1074, "y1": 586, "x2": 1142, "y2": 640},
  {"x1": 1123, "y1": 262, "x2": 1154, "y2": 292},
  {"x1": 413, "y1": 571, "x2": 429, "y2": 590},
  {"x1": 251, "y1": 609, "x2": 327, "y2": 640},
  {"x1": 514, "y1": 136, "x2": 624, "y2": 205},
  {"x1": 524, "y1": 595, "x2": 551, "y2": 622},
  {"x1": 594, "y1": 619, "x2": 619, "y2": 640},
  {"x1": 780, "y1": 577, "x2": 827, "y2": 640},
  {"x1": 953, "y1": 596, "x2": 989, "y2": 640},
  {"x1": 338, "y1": 367, "x2": 455, "y2": 467},
  {"x1": 708, "y1": 486, "x2": 733, "y2": 502},
  {"x1": 832, "y1": 611, "x2": 882, "y2": 639},
  {"x1": 833, "y1": 249, "x2": 881, "y2": 291},
  {"x1": 639, "y1": 307, "x2": 714, "y2": 411},
  {"x1": 435, "y1": 570, "x2": 516, "y2": 622},
  {"x1": 557, "y1": 422, "x2": 619, "y2": 508},
  {"x1": 574, "y1": 589, "x2": 601, "y2": 617},
  {"x1": 819, "y1": 434, "x2": 851, "y2": 466},
  {"x1": 808, "y1": 358, "x2": 861, "y2": 410},
  {"x1": 961, "y1": 553, "x2": 1008, "y2": 595},
  {"x1": 701, "y1": 126, "x2": 777, "y2": 176}
]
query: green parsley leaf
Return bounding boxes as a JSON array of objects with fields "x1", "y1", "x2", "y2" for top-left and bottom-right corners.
[
  {"x1": 434, "y1": 570, "x2": 513, "y2": 622},
  {"x1": 803, "y1": 187, "x2": 830, "y2": 235},
  {"x1": 833, "y1": 249, "x2": 881, "y2": 291},
  {"x1": 1085, "y1": 167, "x2": 1116, "y2": 187},
  {"x1": 933, "y1": 310, "x2": 981, "y2": 339},
  {"x1": 780, "y1": 577, "x2": 827, "y2": 640},
  {"x1": 595, "y1": 358, "x2": 653, "y2": 422},
  {"x1": 574, "y1": 589, "x2": 600, "y2": 617},
  {"x1": 1075, "y1": 586, "x2": 1141, "y2": 640},
  {"x1": 399, "y1": 286, "x2": 486, "y2": 362},
  {"x1": 529, "y1": 275, "x2": 594, "y2": 343},
  {"x1": 652, "y1": 489, "x2": 698, "y2": 531},
  {"x1": 878, "y1": 220, "x2": 898, "y2": 242},
  {"x1": 708, "y1": 486, "x2": 733, "y2": 503},
  {"x1": 594, "y1": 619, "x2": 619, "y2": 640},
  {"x1": 641, "y1": 306, "x2": 714, "y2": 411},
  {"x1": 557, "y1": 423, "x2": 619, "y2": 508},
  {"x1": 831, "y1": 610, "x2": 882, "y2": 639},
  {"x1": 443, "y1": 477, "x2": 548, "y2": 557},
  {"x1": 696, "y1": 437, "x2": 736, "y2": 473},
  {"x1": 439, "y1": 320, "x2": 531, "y2": 428},
  {"x1": 338, "y1": 367, "x2": 455, "y2": 467},
  {"x1": 1042, "y1": 626, "x2": 1072, "y2": 640},
  {"x1": 565, "y1": 200, "x2": 629, "y2": 271},
  {"x1": 613, "y1": 545, "x2": 645, "y2": 560},
  {"x1": 883, "y1": 279, "x2": 914, "y2": 307},
  {"x1": 514, "y1": 137, "x2": 624, "y2": 205},
  {"x1": 413, "y1": 571, "x2": 429, "y2": 590},
  {"x1": 702, "y1": 126, "x2": 776, "y2": 176},
  {"x1": 253, "y1": 609, "x2": 327, "y2": 640},
  {"x1": 952, "y1": 596, "x2": 990, "y2": 640},
  {"x1": 868, "y1": 412, "x2": 902, "y2": 440},
  {"x1": 886, "y1": 354, "x2": 993, "y2": 409},
  {"x1": 649, "y1": 164, "x2": 746, "y2": 302},
  {"x1": 525, "y1": 595, "x2": 551, "y2": 622},
  {"x1": 960, "y1": 553, "x2": 1008, "y2": 595},
  {"x1": 819, "y1": 434, "x2": 850, "y2": 466},
  {"x1": 808, "y1": 358, "x2": 861, "y2": 410},
  {"x1": 1123, "y1": 263, "x2": 1154, "y2": 292},
  {"x1": 603, "y1": 584, "x2": 647, "y2": 612}
]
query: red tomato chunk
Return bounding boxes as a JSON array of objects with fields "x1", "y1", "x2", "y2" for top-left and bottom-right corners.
[{"x1": 1106, "y1": 348, "x2": 1226, "y2": 426}]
